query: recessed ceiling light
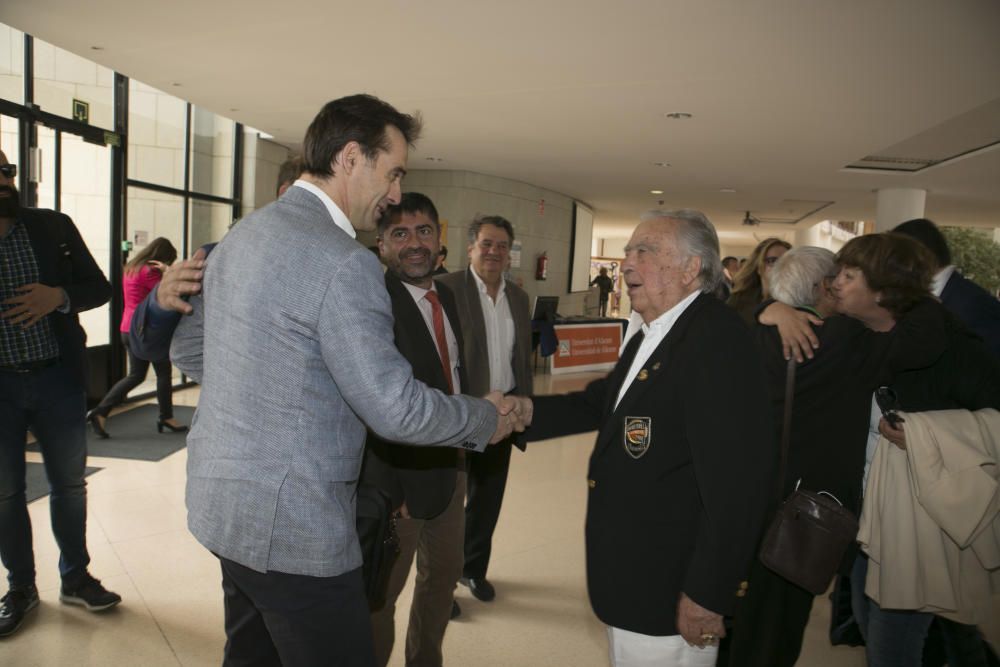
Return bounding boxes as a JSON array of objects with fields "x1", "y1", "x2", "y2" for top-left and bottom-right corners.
[
  {"x1": 171, "y1": 82, "x2": 182, "y2": 87},
  {"x1": 719, "y1": 188, "x2": 737, "y2": 193},
  {"x1": 664, "y1": 112, "x2": 693, "y2": 120},
  {"x1": 650, "y1": 189, "x2": 664, "y2": 195},
  {"x1": 90, "y1": 46, "x2": 103, "y2": 51},
  {"x1": 653, "y1": 162, "x2": 670, "y2": 167},
  {"x1": 424, "y1": 156, "x2": 444, "y2": 162}
]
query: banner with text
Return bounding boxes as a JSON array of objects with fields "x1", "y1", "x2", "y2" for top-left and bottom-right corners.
[{"x1": 550, "y1": 322, "x2": 622, "y2": 375}]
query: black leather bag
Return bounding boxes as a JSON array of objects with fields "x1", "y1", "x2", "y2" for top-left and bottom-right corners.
[
  {"x1": 355, "y1": 482, "x2": 400, "y2": 611},
  {"x1": 758, "y1": 359, "x2": 860, "y2": 596}
]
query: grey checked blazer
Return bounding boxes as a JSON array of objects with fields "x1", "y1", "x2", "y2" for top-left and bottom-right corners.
[{"x1": 185, "y1": 186, "x2": 496, "y2": 577}]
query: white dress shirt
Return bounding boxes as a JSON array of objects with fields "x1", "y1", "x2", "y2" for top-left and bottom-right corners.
[
  {"x1": 931, "y1": 265, "x2": 956, "y2": 298},
  {"x1": 470, "y1": 269, "x2": 516, "y2": 393},
  {"x1": 291, "y1": 180, "x2": 356, "y2": 239},
  {"x1": 402, "y1": 281, "x2": 462, "y2": 393},
  {"x1": 615, "y1": 290, "x2": 701, "y2": 410}
]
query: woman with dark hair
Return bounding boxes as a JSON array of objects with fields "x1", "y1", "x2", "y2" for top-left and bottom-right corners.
[
  {"x1": 88, "y1": 238, "x2": 188, "y2": 437},
  {"x1": 833, "y1": 233, "x2": 1000, "y2": 667},
  {"x1": 727, "y1": 237, "x2": 791, "y2": 325}
]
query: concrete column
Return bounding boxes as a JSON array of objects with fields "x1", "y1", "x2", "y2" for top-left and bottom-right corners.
[{"x1": 875, "y1": 188, "x2": 926, "y2": 231}]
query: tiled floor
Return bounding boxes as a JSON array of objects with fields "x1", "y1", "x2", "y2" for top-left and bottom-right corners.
[{"x1": 7, "y1": 371, "x2": 983, "y2": 665}]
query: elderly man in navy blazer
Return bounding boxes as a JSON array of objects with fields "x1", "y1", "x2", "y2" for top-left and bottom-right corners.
[
  {"x1": 517, "y1": 210, "x2": 775, "y2": 666},
  {"x1": 0, "y1": 151, "x2": 120, "y2": 638}
]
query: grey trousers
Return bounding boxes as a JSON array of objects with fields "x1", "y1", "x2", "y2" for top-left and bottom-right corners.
[{"x1": 371, "y1": 471, "x2": 466, "y2": 667}]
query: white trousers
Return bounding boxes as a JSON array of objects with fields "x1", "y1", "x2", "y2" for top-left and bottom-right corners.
[{"x1": 607, "y1": 626, "x2": 719, "y2": 667}]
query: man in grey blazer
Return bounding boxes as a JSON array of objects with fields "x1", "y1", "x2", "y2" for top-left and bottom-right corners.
[
  {"x1": 438, "y1": 216, "x2": 534, "y2": 606},
  {"x1": 174, "y1": 95, "x2": 521, "y2": 666}
]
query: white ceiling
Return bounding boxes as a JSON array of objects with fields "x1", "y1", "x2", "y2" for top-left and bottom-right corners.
[{"x1": 3, "y1": 0, "x2": 999, "y2": 242}]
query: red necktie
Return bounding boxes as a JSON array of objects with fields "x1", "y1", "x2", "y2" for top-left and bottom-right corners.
[{"x1": 424, "y1": 290, "x2": 455, "y2": 394}]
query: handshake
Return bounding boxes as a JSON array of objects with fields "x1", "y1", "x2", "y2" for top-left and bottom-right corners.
[{"x1": 484, "y1": 392, "x2": 533, "y2": 444}]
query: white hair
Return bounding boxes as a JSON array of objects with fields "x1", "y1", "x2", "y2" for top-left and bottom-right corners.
[
  {"x1": 768, "y1": 246, "x2": 837, "y2": 308},
  {"x1": 639, "y1": 209, "x2": 724, "y2": 294}
]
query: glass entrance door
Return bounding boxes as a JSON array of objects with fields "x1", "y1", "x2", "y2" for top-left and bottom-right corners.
[
  {"x1": 60, "y1": 132, "x2": 112, "y2": 348},
  {"x1": 30, "y1": 125, "x2": 113, "y2": 348}
]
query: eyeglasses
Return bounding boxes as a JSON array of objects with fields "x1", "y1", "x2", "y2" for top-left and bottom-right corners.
[{"x1": 0, "y1": 164, "x2": 16, "y2": 179}]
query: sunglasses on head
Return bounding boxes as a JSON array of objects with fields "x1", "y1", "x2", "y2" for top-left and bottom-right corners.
[{"x1": 0, "y1": 164, "x2": 16, "y2": 179}]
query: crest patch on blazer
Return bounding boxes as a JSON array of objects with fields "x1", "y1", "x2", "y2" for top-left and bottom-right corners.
[{"x1": 623, "y1": 416, "x2": 652, "y2": 459}]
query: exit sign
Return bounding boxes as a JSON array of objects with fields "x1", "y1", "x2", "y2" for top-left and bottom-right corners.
[{"x1": 72, "y1": 99, "x2": 90, "y2": 124}]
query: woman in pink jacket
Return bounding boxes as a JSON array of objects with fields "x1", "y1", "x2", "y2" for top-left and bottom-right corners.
[{"x1": 87, "y1": 238, "x2": 186, "y2": 437}]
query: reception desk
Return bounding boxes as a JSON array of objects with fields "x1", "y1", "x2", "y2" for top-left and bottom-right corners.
[{"x1": 548, "y1": 318, "x2": 628, "y2": 375}]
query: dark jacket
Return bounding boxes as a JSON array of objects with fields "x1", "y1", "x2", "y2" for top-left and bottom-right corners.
[
  {"x1": 940, "y1": 270, "x2": 1000, "y2": 360},
  {"x1": 753, "y1": 299, "x2": 950, "y2": 516},
  {"x1": 20, "y1": 207, "x2": 111, "y2": 385},
  {"x1": 129, "y1": 242, "x2": 217, "y2": 362},
  {"x1": 360, "y1": 272, "x2": 469, "y2": 519},
  {"x1": 528, "y1": 293, "x2": 776, "y2": 636},
  {"x1": 889, "y1": 304, "x2": 1000, "y2": 413}
]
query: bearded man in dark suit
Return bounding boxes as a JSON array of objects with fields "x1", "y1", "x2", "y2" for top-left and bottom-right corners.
[{"x1": 364, "y1": 192, "x2": 470, "y2": 667}]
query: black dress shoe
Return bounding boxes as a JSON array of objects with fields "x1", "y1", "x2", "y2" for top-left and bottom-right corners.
[
  {"x1": 86, "y1": 409, "x2": 110, "y2": 439},
  {"x1": 157, "y1": 419, "x2": 189, "y2": 434},
  {"x1": 460, "y1": 577, "x2": 495, "y2": 602},
  {"x1": 450, "y1": 600, "x2": 461, "y2": 619}
]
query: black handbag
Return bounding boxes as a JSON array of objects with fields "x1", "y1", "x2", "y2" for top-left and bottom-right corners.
[
  {"x1": 355, "y1": 482, "x2": 400, "y2": 611},
  {"x1": 758, "y1": 359, "x2": 860, "y2": 596}
]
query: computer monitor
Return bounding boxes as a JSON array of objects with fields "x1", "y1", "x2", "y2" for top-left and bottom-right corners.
[{"x1": 532, "y1": 295, "x2": 559, "y2": 322}]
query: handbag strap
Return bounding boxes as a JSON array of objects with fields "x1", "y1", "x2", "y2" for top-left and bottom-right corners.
[{"x1": 776, "y1": 358, "x2": 797, "y2": 501}]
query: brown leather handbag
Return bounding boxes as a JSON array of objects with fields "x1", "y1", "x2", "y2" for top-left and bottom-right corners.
[{"x1": 758, "y1": 359, "x2": 860, "y2": 596}]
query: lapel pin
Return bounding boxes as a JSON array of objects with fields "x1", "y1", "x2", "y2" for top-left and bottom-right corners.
[
  {"x1": 652, "y1": 362, "x2": 661, "y2": 371},
  {"x1": 637, "y1": 369, "x2": 649, "y2": 381}
]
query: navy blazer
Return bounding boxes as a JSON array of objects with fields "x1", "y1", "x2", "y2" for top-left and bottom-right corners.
[
  {"x1": 528, "y1": 293, "x2": 776, "y2": 636},
  {"x1": 940, "y1": 270, "x2": 1000, "y2": 359},
  {"x1": 361, "y1": 271, "x2": 469, "y2": 519},
  {"x1": 18, "y1": 207, "x2": 111, "y2": 385},
  {"x1": 129, "y1": 242, "x2": 217, "y2": 362}
]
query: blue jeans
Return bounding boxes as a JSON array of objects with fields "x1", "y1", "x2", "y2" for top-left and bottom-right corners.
[
  {"x1": 0, "y1": 365, "x2": 90, "y2": 588},
  {"x1": 852, "y1": 553, "x2": 933, "y2": 667}
]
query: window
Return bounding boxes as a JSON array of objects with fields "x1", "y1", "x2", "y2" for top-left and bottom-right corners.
[
  {"x1": 61, "y1": 133, "x2": 111, "y2": 346},
  {"x1": 128, "y1": 80, "x2": 186, "y2": 189},
  {"x1": 127, "y1": 186, "x2": 184, "y2": 257},
  {"x1": 0, "y1": 25, "x2": 24, "y2": 104},
  {"x1": 189, "y1": 199, "x2": 233, "y2": 251},
  {"x1": 190, "y1": 106, "x2": 234, "y2": 197}
]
